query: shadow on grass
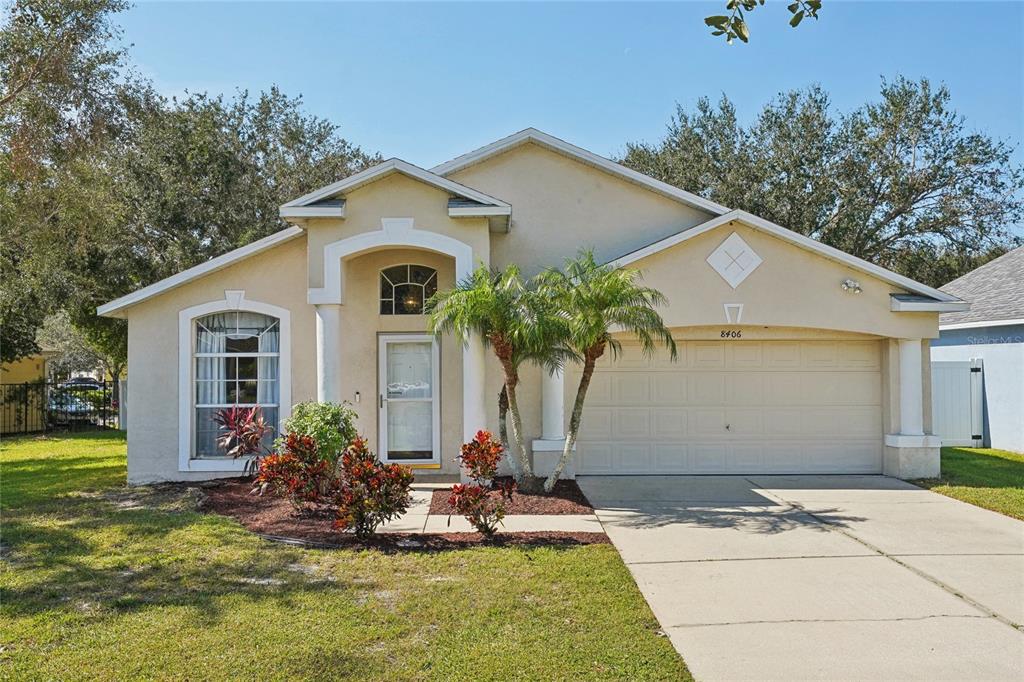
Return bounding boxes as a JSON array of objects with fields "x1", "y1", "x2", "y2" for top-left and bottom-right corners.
[{"x1": 1, "y1": 502, "x2": 383, "y2": 625}]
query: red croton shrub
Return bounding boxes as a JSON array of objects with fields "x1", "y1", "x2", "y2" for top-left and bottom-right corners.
[
  {"x1": 457, "y1": 429, "x2": 504, "y2": 482},
  {"x1": 334, "y1": 436, "x2": 415, "y2": 539},
  {"x1": 253, "y1": 433, "x2": 334, "y2": 511},
  {"x1": 449, "y1": 430, "x2": 515, "y2": 538},
  {"x1": 214, "y1": 406, "x2": 271, "y2": 473}
]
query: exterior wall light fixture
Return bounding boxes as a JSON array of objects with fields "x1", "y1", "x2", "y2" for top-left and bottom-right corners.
[{"x1": 841, "y1": 278, "x2": 862, "y2": 294}]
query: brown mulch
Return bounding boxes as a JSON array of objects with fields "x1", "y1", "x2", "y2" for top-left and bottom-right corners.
[
  {"x1": 429, "y1": 477, "x2": 594, "y2": 515},
  {"x1": 201, "y1": 478, "x2": 607, "y2": 551}
]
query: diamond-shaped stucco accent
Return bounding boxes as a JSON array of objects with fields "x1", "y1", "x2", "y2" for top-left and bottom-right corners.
[{"x1": 706, "y1": 232, "x2": 763, "y2": 288}]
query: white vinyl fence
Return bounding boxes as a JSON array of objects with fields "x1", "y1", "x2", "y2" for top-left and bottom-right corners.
[{"x1": 931, "y1": 360, "x2": 984, "y2": 447}]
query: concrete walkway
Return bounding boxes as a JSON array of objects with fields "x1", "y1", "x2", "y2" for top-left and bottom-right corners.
[
  {"x1": 378, "y1": 486, "x2": 604, "y2": 533},
  {"x1": 579, "y1": 475, "x2": 1024, "y2": 681}
]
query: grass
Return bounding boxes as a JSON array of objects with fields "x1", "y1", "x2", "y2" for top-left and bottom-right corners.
[
  {"x1": 0, "y1": 431, "x2": 689, "y2": 681},
  {"x1": 913, "y1": 446, "x2": 1024, "y2": 520}
]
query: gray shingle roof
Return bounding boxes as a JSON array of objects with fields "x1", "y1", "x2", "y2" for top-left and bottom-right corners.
[{"x1": 940, "y1": 246, "x2": 1024, "y2": 325}]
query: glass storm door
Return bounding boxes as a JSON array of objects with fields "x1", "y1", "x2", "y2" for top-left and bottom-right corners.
[{"x1": 378, "y1": 335, "x2": 440, "y2": 464}]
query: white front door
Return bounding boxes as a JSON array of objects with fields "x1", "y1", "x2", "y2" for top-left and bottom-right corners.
[{"x1": 378, "y1": 334, "x2": 440, "y2": 464}]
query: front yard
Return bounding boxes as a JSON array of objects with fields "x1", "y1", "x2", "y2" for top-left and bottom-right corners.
[
  {"x1": 913, "y1": 446, "x2": 1024, "y2": 520},
  {"x1": 0, "y1": 432, "x2": 689, "y2": 681}
]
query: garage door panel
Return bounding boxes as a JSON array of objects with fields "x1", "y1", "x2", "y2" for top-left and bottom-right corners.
[
  {"x1": 690, "y1": 374, "x2": 726, "y2": 403},
  {"x1": 613, "y1": 408, "x2": 651, "y2": 439},
  {"x1": 802, "y1": 342, "x2": 839, "y2": 368},
  {"x1": 731, "y1": 442, "x2": 765, "y2": 470},
  {"x1": 725, "y1": 409, "x2": 764, "y2": 436},
  {"x1": 653, "y1": 444, "x2": 690, "y2": 472},
  {"x1": 579, "y1": 408, "x2": 613, "y2": 439},
  {"x1": 587, "y1": 373, "x2": 613, "y2": 403},
  {"x1": 839, "y1": 341, "x2": 880, "y2": 369},
  {"x1": 727, "y1": 373, "x2": 766, "y2": 405},
  {"x1": 691, "y1": 342, "x2": 726, "y2": 368},
  {"x1": 842, "y1": 407, "x2": 883, "y2": 436},
  {"x1": 577, "y1": 443, "x2": 613, "y2": 473},
  {"x1": 765, "y1": 341, "x2": 802, "y2": 368},
  {"x1": 765, "y1": 373, "x2": 805, "y2": 405},
  {"x1": 615, "y1": 443, "x2": 652, "y2": 472},
  {"x1": 691, "y1": 444, "x2": 726, "y2": 473},
  {"x1": 653, "y1": 409, "x2": 687, "y2": 438},
  {"x1": 731, "y1": 342, "x2": 763, "y2": 368},
  {"x1": 614, "y1": 373, "x2": 650, "y2": 403},
  {"x1": 653, "y1": 374, "x2": 687, "y2": 403},
  {"x1": 571, "y1": 340, "x2": 882, "y2": 475},
  {"x1": 692, "y1": 409, "x2": 726, "y2": 435}
]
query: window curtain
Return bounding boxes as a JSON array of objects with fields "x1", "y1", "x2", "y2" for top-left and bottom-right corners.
[
  {"x1": 254, "y1": 317, "x2": 280, "y2": 406},
  {"x1": 195, "y1": 314, "x2": 229, "y2": 457}
]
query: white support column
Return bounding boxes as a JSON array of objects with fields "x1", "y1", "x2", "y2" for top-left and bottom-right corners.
[
  {"x1": 541, "y1": 368, "x2": 565, "y2": 440},
  {"x1": 898, "y1": 338, "x2": 924, "y2": 436},
  {"x1": 315, "y1": 304, "x2": 343, "y2": 403},
  {"x1": 462, "y1": 331, "x2": 487, "y2": 443}
]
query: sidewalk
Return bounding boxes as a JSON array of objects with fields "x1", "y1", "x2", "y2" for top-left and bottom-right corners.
[{"x1": 379, "y1": 486, "x2": 604, "y2": 534}]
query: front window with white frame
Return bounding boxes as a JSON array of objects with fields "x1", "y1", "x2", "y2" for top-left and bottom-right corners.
[{"x1": 193, "y1": 311, "x2": 280, "y2": 457}]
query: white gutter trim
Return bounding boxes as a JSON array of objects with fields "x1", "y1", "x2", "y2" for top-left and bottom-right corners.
[
  {"x1": 430, "y1": 128, "x2": 731, "y2": 217},
  {"x1": 609, "y1": 210, "x2": 962, "y2": 303},
  {"x1": 939, "y1": 318, "x2": 1024, "y2": 330},
  {"x1": 279, "y1": 205, "x2": 345, "y2": 218},
  {"x1": 97, "y1": 226, "x2": 305, "y2": 317},
  {"x1": 281, "y1": 158, "x2": 510, "y2": 210},
  {"x1": 448, "y1": 205, "x2": 512, "y2": 218},
  {"x1": 891, "y1": 299, "x2": 970, "y2": 313}
]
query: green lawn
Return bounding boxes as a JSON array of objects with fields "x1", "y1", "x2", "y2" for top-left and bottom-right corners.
[
  {"x1": 0, "y1": 432, "x2": 689, "y2": 681},
  {"x1": 913, "y1": 446, "x2": 1024, "y2": 520}
]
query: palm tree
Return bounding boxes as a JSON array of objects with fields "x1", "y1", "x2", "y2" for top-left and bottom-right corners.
[
  {"x1": 426, "y1": 264, "x2": 567, "y2": 490},
  {"x1": 537, "y1": 252, "x2": 677, "y2": 492}
]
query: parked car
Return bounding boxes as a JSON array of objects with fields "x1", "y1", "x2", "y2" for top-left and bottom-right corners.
[
  {"x1": 47, "y1": 392, "x2": 97, "y2": 425},
  {"x1": 61, "y1": 377, "x2": 104, "y2": 391}
]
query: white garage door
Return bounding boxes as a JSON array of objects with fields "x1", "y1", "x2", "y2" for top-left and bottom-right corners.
[{"x1": 571, "y1": 340, "x2": 883, "y2": 475}]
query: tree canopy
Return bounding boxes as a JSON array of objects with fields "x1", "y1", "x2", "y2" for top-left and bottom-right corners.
[
  {"x1": 620, "y1": 78, "x2": 1023, "y2": 287},
  {"x1": 1, "y1": 0, "x2": 378, "y2": 363}
]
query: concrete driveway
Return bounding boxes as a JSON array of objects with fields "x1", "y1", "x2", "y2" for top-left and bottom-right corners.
[{"x1": 578, "y1": 475, "x2": 1024, "y2": 681}]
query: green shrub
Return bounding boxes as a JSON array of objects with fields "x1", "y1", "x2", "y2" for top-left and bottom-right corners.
[{"x1": 280, "y1": 401, "x2": 357, "y2": 461}]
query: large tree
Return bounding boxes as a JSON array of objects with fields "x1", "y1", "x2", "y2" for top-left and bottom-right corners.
[
  {"x1": 621, "y1": 78, "x2": 1023, "y2": 287},
  {"x1": 1, "y1": 0, "x2": 134, "y2": 362},
  {"x1": 1, "y1": 1, "x2": 380, "y2": 364}
]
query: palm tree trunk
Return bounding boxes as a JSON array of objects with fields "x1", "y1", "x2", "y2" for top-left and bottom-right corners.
[
  {"x1": 503, "y1": 377, "x2": 536, "y2": 487},
  {"x1": 497, "y1": 383, "x2": 522, "y2": 480},
  {"x1": 544, "y1": 346, "x2": 603, "y2": 492}
]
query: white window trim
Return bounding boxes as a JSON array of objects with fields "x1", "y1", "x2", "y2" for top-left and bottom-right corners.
[
  {"x1": 178, "y1": 290, "x2": 292, "y2": 473},
  {"x1": 378, "y1": 334, "x2": 441, "y2": 465}
]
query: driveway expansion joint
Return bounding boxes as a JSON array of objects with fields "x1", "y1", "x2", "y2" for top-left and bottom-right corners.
[
  {"x1": 668, "y1": 614, "x2": 994, "y2": 629},
  {"x1": 751, "y1": 478, "x2": 1023, "y2": 632}
]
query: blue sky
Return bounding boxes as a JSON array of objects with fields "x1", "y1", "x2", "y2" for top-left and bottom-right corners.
[{"x1": 121, "y1": 1, "x2": 1023, "y2": 169}]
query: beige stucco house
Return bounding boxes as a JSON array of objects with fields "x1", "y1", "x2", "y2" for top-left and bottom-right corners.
[{"x1": 98, "y1": 129, "x2": 968, "y2": 485}]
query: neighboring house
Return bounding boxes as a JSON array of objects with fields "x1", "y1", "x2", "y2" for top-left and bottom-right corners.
[
  {"x1": 98, "y1": 128, "x2": 968, "y2": 484},
  {"x1": 0, "y1": 352, "x2": 53, "y2": 384},
  {"x1": 932, "y1": 247, "x2": 1024, "y2": 452}
]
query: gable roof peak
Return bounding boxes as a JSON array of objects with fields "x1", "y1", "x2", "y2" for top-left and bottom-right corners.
[{"x1": 430, "y1": 128, "x2": 731, "y2": 216}]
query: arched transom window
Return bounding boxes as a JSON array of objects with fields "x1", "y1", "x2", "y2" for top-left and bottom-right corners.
[
  {"x1": 380, "y1": 264, "x2": 437, "y2": 315},
  {"x1": 194, "y1": 311, "x2": 279, "y2": 457}
]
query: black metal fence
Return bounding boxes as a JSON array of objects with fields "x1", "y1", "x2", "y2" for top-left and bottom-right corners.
[{"x1": 1, "y1": 381, "x2": 120, "y2": 435}]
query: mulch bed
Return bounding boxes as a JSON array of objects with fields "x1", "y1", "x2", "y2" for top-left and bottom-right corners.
[
  {"x1": 428, "y1": 477, "x2": 594, "y2": 515},
  {"x1": 201, "y1": 478, "x2": 607, "y2": 551}
]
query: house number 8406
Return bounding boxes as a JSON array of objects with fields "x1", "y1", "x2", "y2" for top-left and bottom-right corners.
[{"x1": 720, "y1": 330, "x2": 742, "y2": 338}]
